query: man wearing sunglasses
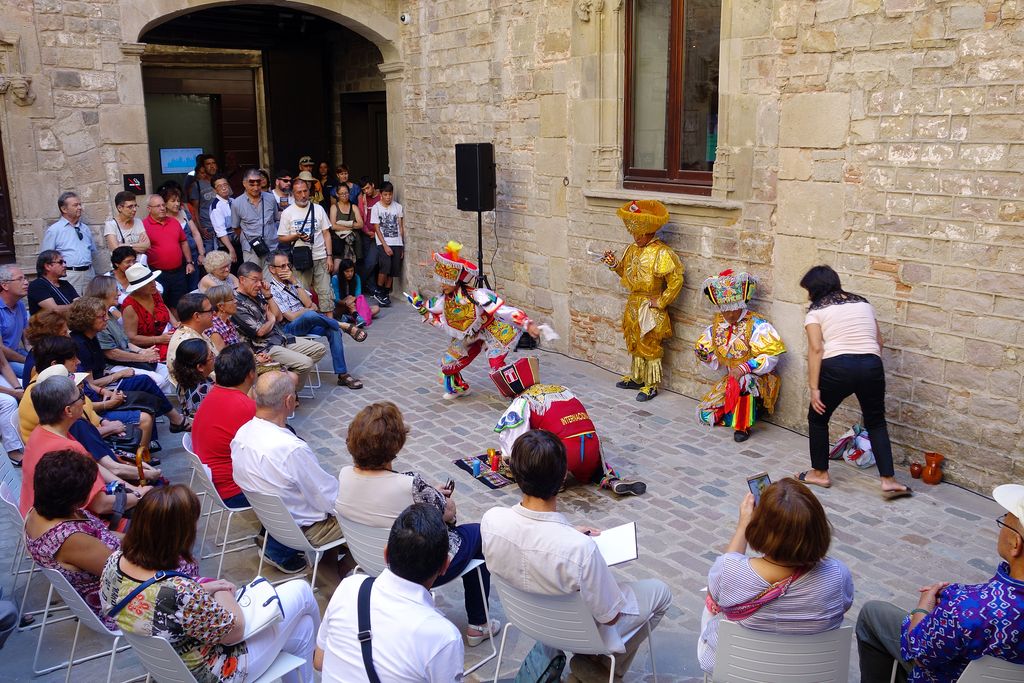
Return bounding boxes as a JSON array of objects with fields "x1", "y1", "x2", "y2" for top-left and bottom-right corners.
[
  {"x1": 41, "y1": 191, "x2": 96, "y2": 294},
  {"x1": 855, "y1": 484, "x2": 1024, "y2": 682}
]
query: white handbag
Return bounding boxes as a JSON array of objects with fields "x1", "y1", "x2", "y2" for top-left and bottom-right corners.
[{"x1": 235, "y1": 577, "x2": 284, "y2": 639}]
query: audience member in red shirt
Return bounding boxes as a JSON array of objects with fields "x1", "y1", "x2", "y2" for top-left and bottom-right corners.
[
  {"x1": 190, "y1": 343, "x2": 304, "y2": 571},
  {"x1": 142, "y1": 194, "x2": 194, "y2": 310},
  {"x1": 191, "y1": 350, "x2": 257, "y2": 502}
]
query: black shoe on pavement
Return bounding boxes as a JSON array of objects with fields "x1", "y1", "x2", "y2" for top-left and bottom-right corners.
[
  {"x1": 611, "y1": 480, "x2": 647, "y2": 496},
  {"x1": 734, "y1": 430, "x2": 750, "y2": 442}
]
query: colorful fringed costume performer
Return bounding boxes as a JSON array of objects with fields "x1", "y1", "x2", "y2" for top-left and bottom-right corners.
[
  {"x1": 602, "y1": 200, "x2": 685, "y2": 401},
  {"x1": 694, "y1": 269, "x2": 786, "y2": 442},
  {"x1": 491, "y1": 357, "x2": 646, "y2": 496},
  {"x1": 407, "y1": 241, "x2": 539, "y2": 399}
]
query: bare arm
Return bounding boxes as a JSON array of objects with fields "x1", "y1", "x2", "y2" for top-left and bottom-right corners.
[
  {"x1": 55, "y1": 531, "x2": 115, "y2": 576},
  {"x1": 133, "y1": 230, "x2": 152, "y2": 254},
  {"x1": 36, "y1": 297, "x2": 73, "y2": 314},
  {"x1": 726, "y1": 493, "x2": 755, "y2": 554},
  {"x1": 805, "y1": 323, "x2": 826, "y2": 415},
  {"x1": 187, "y1": 218, "x2": 205, "y2": 261}
]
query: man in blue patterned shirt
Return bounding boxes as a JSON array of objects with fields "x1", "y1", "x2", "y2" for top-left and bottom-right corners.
[{"x1": 855, "y1": 484, "x2": 1024, "y2": 682}]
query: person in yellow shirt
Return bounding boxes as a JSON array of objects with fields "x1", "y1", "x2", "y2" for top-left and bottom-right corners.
[{"x1": 602, "y1": 200, "x2": 684, "y2": 401}]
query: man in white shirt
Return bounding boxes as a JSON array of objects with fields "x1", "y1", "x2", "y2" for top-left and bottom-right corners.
[
  {"x1": 209, "y1": 175, "x2": 235, "y2": 263},
  {"x1": 231, "y1": 370, "x2": 353, "y2": 575},
  {"x1": 481, "y1": 430, "x2": 672, "y2": 680},
  {"x1": 315, "y1": 503, "x2": 465, "y2": 683},
  {"x1": 278, "y1": 174, "x2": 334, "y2": 315}
]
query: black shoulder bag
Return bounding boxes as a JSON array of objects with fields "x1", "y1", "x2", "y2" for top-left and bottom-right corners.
[
  {"x1": 248, "y1": 195, "x2": 271, "y2": 259},
  {"x1": 291, "y1": 203, "x2": 315, "y2": 272},
  {"x1": 357, "y1": 576, "x2": 381, "y2": 683}
]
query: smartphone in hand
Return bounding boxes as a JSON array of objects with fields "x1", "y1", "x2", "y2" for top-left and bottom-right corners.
[{"x1": 747, "y1": 472, "x2": 771, "y2": 506}]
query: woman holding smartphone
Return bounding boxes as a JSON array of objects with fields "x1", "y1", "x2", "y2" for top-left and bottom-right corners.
[{"x1": 698, "y1": 478, "x2": 853, "y2": 674}]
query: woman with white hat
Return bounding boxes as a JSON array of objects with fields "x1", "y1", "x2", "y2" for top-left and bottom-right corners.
[{"x1": 121, "y1": 262, "x2": 174, "y2": 362}]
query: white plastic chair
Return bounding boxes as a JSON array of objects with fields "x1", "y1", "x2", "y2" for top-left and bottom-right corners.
[
  {"x1": 708, "y1": 619, "x2": 852, "y2": 683},
  {"x1": 124, "y1": 632, "x2": 304, "y2": 683},
  {"x1": 243, "y1": 490, "x2": 346, "y2": 592},
  {"x1": 337, "y1": 515, "x2": 498, "y2": 675},
  {"x1": 37, "y1": 567, "x2": 143, "y2": 683},
  {"x1": 298, "y1": 334, "x2": 323, "y2": 390},
  {"x1": 181, "y1": 433, "x2": 255, "y2": 578},
  {"x1": 956, "y1": 656, "x2": 1024, "y2": 682},
  {"x1": 490, "y1": 575, "x2": 657, "y2": 683}
]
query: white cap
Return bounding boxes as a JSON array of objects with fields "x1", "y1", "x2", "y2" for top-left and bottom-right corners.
[
  {"x1": 993, "y1": 484, "x2": 1024, "y2": 522},
  {"x1": 36, "y1": 364, "x2": 89, "y2": 387}
]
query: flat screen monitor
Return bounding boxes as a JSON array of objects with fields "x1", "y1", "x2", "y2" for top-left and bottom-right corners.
[{"x1": 160, "y1": 147, "x2": 203, "y2": 175}]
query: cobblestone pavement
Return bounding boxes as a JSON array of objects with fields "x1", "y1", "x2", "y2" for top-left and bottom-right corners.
[{"x1": 0, "y1": 307, "x2": 1006, "y2": 682}]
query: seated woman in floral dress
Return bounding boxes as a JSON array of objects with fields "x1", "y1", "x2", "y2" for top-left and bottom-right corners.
[
  {"x1": 25, "y1": 451, "x2": 197, "y2": 627},
  {"x1": 100, "y1": 485, "x2": 319, "y2": 682}
]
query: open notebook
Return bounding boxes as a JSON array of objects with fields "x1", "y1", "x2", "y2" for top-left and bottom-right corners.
[{"x1": 591, "y1": 521, "x2": 638, "y2": 567}]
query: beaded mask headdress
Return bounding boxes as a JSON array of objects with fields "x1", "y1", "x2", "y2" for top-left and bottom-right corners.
[
  {"x1": 701, "y1": 269, "x2": 758, "y2": 311},
  {"x1": 432, "y1": 241, "x2": 478, "y2": 286}
]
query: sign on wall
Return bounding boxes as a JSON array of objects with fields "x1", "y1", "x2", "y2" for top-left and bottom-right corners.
[{"x1": 123, "y1": 174, "x2": 145, "y2": 195}]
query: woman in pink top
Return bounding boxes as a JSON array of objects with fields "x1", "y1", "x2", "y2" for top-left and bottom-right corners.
[{"x1": 796, "y1": 266, "x2": 911, "y2": 499}]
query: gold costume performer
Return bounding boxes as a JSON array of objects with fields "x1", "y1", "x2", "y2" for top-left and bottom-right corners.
[{"x1": 603, "y1": 200, "x2": 684, "y2": 401}]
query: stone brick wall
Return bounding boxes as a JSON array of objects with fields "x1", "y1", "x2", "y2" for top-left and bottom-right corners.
[
  {"x1": 767, "y1": 0, "x2": 1024, "y2": 488},
  {"x1": 1, "y1": 0, "x2": 148, "y2": 272},
  {"x1": 398, "y1": 0, "x2": 1023, "y2": 491}
]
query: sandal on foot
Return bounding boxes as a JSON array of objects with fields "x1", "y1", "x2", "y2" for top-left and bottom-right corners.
[
  {"x1": 337, "y1": 374, "x2": 364, "y2": 389},
  {"x1": 466, "y1": 619, "x2": 501, "y2": 647},
  {"x1": 796, "y1": 471, "x2": 831, "y2": 489},
  {"x1": 345, "y1": 325, "x2": 367, "y2": 342},
  {"x1": 882, "y1": 486, "x2": 913, "y2": 500},
  {"x1": 169, "y1": 418, "x2": 192, "y2": 434}
]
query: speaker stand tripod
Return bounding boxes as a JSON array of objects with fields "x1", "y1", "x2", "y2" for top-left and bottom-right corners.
[{"x1": 474, "y1": 209, "x2": 491, "y2": 289}]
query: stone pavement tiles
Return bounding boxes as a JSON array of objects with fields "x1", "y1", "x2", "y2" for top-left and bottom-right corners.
[{"x1": 0, "y1": 307, "x2": 1007, "y2": 683}]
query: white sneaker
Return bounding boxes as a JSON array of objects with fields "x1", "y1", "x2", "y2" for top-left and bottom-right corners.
[{"x1": 442, "y1": 388, "x2": 472, "y2": 400}]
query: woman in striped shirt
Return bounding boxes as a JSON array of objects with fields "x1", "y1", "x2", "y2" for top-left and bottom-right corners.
[{"x1": 698, "y1": 478, "x2": 854, "y2": 673}]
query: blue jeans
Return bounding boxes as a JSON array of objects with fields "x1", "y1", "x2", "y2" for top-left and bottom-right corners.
[
  {"x1": 221, "y1": 492, "x2": 301, "y2": 566},
  {"x1": 282, "y1": 310, "x2": 347, "y2": 374},
  {"x1": 435, "y1": 523, "x2": 490, "y2": 625}
]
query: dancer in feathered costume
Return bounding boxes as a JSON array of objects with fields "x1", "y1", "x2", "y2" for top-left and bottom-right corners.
[
  {"x1": 602, "y1": 200, "x2": 685, "y2": 401},
  {"x1": 406, "y1": 241, "x2": 539, "y2": 399},
  {"x1": 491, "y1": 357, "x2": 646, "y2": 495},
  {"x1": 694, "y1": 269, "x2": 786, "y2": 442}
]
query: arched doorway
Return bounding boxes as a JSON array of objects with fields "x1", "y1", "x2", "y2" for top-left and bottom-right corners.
[{"x1": 129, "y1": 1, "x2": 400, "y2": 193}]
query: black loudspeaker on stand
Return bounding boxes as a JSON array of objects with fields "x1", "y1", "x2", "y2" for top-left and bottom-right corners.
[{"x1": 455, "y1": 143, "x2": 496, "y2": 289}]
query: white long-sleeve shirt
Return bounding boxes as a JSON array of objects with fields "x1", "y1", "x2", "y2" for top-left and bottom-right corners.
[{"x1": 231, "y1": 416, "x2": 338, "y2": 526}]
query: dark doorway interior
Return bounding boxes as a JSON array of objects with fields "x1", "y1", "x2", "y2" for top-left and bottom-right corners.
[
  {"x1": 340, "y1": 92, "x2": 389, "y2": 185},
  {"x1": 140, "y1": 3, "x2": 350, "y2": 179},
  {"x1": 0, "y1": 124, "x2": 14, "y2": 262},
  {"x1": 263, "y1": 44, "x2": 331, "y2": 176}
]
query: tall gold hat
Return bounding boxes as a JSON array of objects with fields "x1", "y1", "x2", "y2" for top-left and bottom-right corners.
[{"x1": 616, "y1": 200, "x2": 669, "y2": 236}]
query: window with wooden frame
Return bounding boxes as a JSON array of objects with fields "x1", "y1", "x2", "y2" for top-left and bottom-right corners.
[{"x1": 624, "y1": 0, "x2": 721, "y2": 196}]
